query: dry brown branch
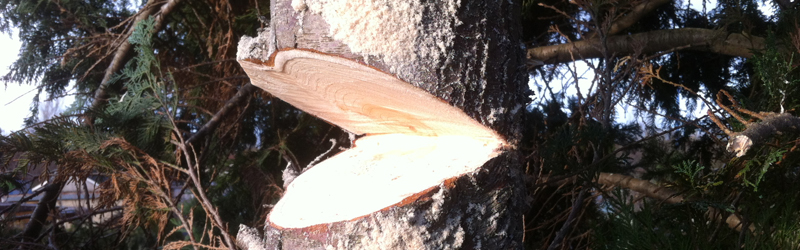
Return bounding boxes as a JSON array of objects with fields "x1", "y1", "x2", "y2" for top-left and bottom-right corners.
[
  {"x1": 715, "y1": 91, "x2": 749, "y2": 125},
  {"x1": 538, "y1": 3, "x2": 581, "y2": 22},
  {"x1": 597, "y1": 173, "x2": 684, "y2": 203},
  {"x1": 0, "y1": 183, "x2": 51, "y2": 216},
  {"x1": 793, "y1": 25, "x2": 800, "y2": 54},
  {"x1": 168, "y1": 115, "x2": 235, "y2": 249},
  {"x1": 90, "y1": 0, "x2": 159, "y2": 112},
  {"x1": 638, "y1": 64, "x2": 730, "y2": 137},
  {"x1": 547, "y1": 187, "x2": 588, "y2": 250},
  {"x1": 582, "y1": 0, "x2": 674, "y2": 39},
  {"x1": 623, "y1": 97, "x2": 723, "y2": 144},
  {"x1": 708, "y1": 109, "x2": 733, "y2": 136},
  {"x1": 719, "y1": 89, "x2": 765, "y2": 120},
  {"x1": 90, "y1": 138, "x2": 199, "y2": 249}
]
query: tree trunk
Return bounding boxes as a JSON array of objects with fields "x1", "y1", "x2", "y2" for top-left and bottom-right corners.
[
  {"x1": 236, "y1": 0, "x2": 528, "y2": 249},
  {"x1": 19, "y1": 182, "x2": 63, "y2": 242}
]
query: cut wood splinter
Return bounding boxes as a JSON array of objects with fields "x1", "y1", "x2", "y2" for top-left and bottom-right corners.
[{"x1": 238, "y1": 49, "x2": 507, "y2": 228}]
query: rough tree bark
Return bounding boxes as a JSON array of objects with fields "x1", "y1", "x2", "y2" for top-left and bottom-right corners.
[
  {"x1": 18, "y1": 182, "x2": 63, "y2": 242},
  {"x1": 235, "y1": 0, "x2": 528, "y2": 249}
]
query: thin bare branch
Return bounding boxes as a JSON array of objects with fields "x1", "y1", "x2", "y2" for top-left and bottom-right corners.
[
  {"x1": 185, "y1": 83, "x2": 255, "y2": 147},
  {"x1": 547, "y1": 187, "x2": 588, "y2": 250},
  {"x1": 708, "y1": 109, "x2": 733, "y2": 136}
]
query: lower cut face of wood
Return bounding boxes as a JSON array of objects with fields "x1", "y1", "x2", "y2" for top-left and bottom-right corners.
[{"x1": 269, "y1": 134, "x2": 504, "y2": 228}]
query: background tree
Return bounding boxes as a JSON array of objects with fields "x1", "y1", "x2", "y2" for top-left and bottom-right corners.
[
  {"x1": 521, "y1": 0, "x2": 800, "y2": 249},
  {"x1": 0, "y1": 0, "x2": 798, "y2": 249}
]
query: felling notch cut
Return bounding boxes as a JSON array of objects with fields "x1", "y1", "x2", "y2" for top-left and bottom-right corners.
[{"x1": 238, "y1": 49, "x2": 507, "y2": 229}]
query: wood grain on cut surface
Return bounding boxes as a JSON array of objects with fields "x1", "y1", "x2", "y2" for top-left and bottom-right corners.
[
  {"x1": 238, "y1": 49, "x2": 508, "y2": 229},
  {"x1": 239, "y1": 50, "x2": 500, "y2": 140},
  {"x1": 269, "y1": 134, "x2": 503, "y2": 228}
]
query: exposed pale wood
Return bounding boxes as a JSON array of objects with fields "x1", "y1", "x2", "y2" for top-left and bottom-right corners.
[
  {"x1": 236, "y1": 0, "x2": 528, "y2": 248},
  {"x1": 240, "y1": 49, "x2": 507, "y2": 228},
  {"x1": 726, "y1": 113, "x2": 800, "y2": 156},
  {"x1": 239, "y1": 50, "x2": 503, "y2": 140},
  {"x1": 269, "y1": 134, "x2": 504, "y2": 228}
]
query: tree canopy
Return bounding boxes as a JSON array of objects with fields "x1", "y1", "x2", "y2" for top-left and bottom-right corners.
[{"x1": 1, "y1": 0, "x2": 799, "y2": 249}]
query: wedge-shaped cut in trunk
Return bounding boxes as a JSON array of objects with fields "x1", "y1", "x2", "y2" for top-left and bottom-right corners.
[
  {"x1": 238, "y1": 49, "x2": 507, "y2": 228},
  {"x1": 271, "y1": 134, "x2": 503, "y2": 228}
]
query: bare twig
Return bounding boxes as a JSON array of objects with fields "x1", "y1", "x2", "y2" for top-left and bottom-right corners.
[
  {"x1": 641, "y1": 63, "x2": 718, "y2": 113},
  {"x1": 716, "y1": 92, "x2": 749, "y2": 125},
  {"x1": 0, "y1": 184, "x2": 50, "y2": 216},
  {"x1": 719, "y1": 89, "x2": 765, "y2": 120},
  {"x1": 547, "y1": 187, "x2": 588, "y2": 250},
  {"x1": 165, "y1": 99, "x2": 235, "y2": 249},
  {"x1": 708, "y1": 109, "x2": 733, "y2": 136},
  {"x1": 185, "y1": 83, "x2": 255, "y2": 147}
]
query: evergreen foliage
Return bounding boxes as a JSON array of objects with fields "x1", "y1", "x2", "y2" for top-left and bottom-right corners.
[
  {"x1": 0, "y1": 0, "x2": 799, "y2": 248},
  {"x1": 521, "y1": 0, "x2": 800, "y2": 248}
]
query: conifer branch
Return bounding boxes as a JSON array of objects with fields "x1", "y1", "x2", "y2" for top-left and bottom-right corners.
[
  {"x1": 90, "y1": 0, "x2": 183, "y2": 124},
  {"x1": 597, "y1": 172, "x2": 756, "y2": 233},
  {"x1": 528, "y1": 28, "x2": 767, "y2": 65}
]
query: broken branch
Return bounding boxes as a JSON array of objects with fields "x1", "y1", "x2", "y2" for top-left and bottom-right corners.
[
  {"x1": 726, "y1": 113, "x2": 800, "y2": 157},
  {"x1": 185, "y1": 83, "x2": 256, "y2": 147}
]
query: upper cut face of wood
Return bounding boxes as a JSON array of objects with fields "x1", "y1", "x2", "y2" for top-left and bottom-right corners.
[
  {"x1": 240, "y1": 49, "x2": 501, "y2": 139},
  {"x1": 238, "y1": 49, "x2": 506, "y2": 228}
]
